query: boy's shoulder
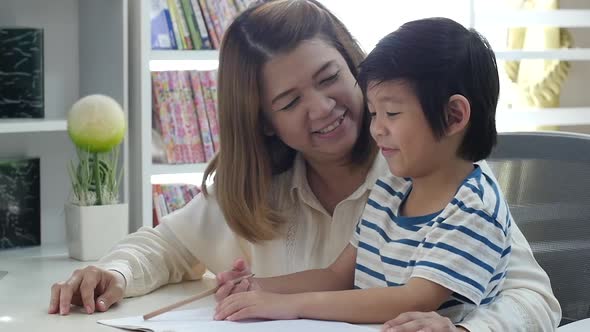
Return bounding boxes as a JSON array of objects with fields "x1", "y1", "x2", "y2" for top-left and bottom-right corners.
[{"x1": 453, "y1": 165, "x2": 510, "y2": 224}]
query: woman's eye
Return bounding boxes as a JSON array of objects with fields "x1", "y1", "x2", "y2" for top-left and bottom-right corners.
[
  {"x1": 387, "y1": 112, "x2": 400, "y2": 117},
  {"x1": 369, "y1": 112, "x2": 376, "y2": 117},
  {"x1": 279, "y1": 97, "x2": 300, "y2": 111},
  {"x1": 320, "y1": 71, "x2": 339, "y2": 85}
]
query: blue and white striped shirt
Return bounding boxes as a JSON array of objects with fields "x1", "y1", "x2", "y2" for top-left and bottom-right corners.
[{"x1": 351, "y1": 165, "x2": 512, "y2": 323}]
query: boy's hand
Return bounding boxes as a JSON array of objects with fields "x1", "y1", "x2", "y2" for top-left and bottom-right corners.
[
  {"x1": 382, "y1": 311, "x2": 469, "y2": 332},
  {"x1": 215, "y1": 258, "x2": 260, "y2": 302},
  {"x1": 214, "y1": 291, "x2": 300, "y2": 321}
]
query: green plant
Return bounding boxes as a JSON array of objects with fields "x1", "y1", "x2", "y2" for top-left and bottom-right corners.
[{"x1": 67, "y1": 95, "x2": 126, "y2": 206}]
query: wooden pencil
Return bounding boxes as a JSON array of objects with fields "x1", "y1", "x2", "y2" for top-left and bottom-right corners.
[{"x1": 142, "y1": 273, "x2": 255, "y2": 320}]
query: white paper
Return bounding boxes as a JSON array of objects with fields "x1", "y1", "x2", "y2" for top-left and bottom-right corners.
[{"x1": 97, "y1": 307, "x2": 376, "y2": 332}]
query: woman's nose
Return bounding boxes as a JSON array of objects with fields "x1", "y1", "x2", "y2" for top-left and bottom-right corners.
[{"x1": 307, "y1": 91, "x2": 336, "y2": 121}]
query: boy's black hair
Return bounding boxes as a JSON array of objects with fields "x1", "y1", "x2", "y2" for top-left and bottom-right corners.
[{"x1": 357, "y1": 17, "x2": 499, "y2": 162}]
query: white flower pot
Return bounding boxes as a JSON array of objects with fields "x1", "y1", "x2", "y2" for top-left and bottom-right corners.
[{"x1": 64, "y1": 203, "x2": 129, "y2": 261}]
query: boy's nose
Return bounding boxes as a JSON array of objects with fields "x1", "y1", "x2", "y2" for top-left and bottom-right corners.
[{"x1": 370, "y1": 116, "x2": 386, "y2": 138}]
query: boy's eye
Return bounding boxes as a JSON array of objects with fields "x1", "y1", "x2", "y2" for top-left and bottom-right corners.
[
  {"x1": 320, "y1": 71, "x2": 339, "y2": 85},
  {"x1": 279, "y1": 97, "x2": 300, "y2": 111},
  {"x1": 387, "y1": 112, "x2": 400, "y2": 117}
]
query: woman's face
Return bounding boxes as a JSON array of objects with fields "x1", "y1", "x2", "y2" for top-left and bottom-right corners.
[{"x1": 260, "y1": 38, "x2": 364, "y2": 163}]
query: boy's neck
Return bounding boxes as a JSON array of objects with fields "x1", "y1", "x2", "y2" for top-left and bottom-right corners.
[{"x1": 401, "y1": 159, "x2": 474, "y2": 217}]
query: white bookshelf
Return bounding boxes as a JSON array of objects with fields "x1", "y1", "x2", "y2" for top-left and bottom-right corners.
[
  {"x1": 497, "y1": 107, "x2": 590, "y2": 129},
  {"x1": 495, "y1": 49, "x2": 590, "y2": 61},
  {"x1": 151, "y1": 50, "x2": 219, "y2": 61},
  {"x1": 129, "y1": 1, "x2": 217, "y2": 230},
  {"x1": 151, "y1": 163, "x2": 209, "y2": 176},
  {"x1": 0, "y1": 0, "x2": 128, "y2": 249},
  {"x1": 471, "y1": 2, "x2": 590, "y2": 132},
  {"x1": 0, "y1": 119, "x2": 67, "y2": 134}
]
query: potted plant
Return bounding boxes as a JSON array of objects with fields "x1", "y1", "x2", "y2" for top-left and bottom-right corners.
[{"x1": 65, "y1": 94, "x2": 128, "y2": 261}]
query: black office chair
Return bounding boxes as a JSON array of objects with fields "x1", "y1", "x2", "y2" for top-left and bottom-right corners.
[{"x1": 488, "y1": 131, "x2": 590, "y2": 325}]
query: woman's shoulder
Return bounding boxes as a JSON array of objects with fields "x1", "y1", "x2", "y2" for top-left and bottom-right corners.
[{"x1": 160, "y1": 186, "x2": 227, "y2": 234}]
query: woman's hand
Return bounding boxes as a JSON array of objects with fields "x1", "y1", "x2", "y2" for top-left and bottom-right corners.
[
  {"x1": 214, "y1": 291, "x2": 300, "y2": 321},
  {"x1": 382, "y1": 311, "x2": 469, "y2": 332},
  {"x1": 48, "y1": 266, "x2": 126, "y2": 315},
  {"x1": 215, "y1": 258, "x2": 260, "y2": 302}
]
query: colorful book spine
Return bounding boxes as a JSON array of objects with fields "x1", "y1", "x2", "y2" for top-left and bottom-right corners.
[
  {"x1": 152, "y1": 184, "x2": 163, "y2": 226},
  {"x1": 167, "y1": 71, "x2": 192, "y2": 163},
  {"x1": 199, "y1": 70, "x2": 220, "y2": 152},
  {"x1": 190, "y1": 0, "x2": 212, "y2": 49},
  {"x1": 205, "y1": 0, "x2": 225, "y2": 45},
  {"x1": 232, "y1": 0, "x2": 246, "y2": 12},
  {"x1": 180, "y1": 0, "x2": 202, "y2": 50},
  {"x1": 177, "y1": 71, "x2": 206, "y2": 162},
  {"x1": 173, "y1": 0, "x2": 194, "y2": 49},
  {"x1": 150, "y1": 0, "x2": 177, "y2": 49},
  {"x1": 151, "y1": 72, "x2": 176, "y2": 163},
  {"x1": 198, "y1": 0, "x2": 220, "y2": 49},
  {"x1": 166, "y1": 0, "x2": 185, "y2": 49},
  {"x1": 216, "y1": 0, "x2": 239, "y2": 34},
  {"x1": 189, "y1": 70, "x2": 215, "y2": 161}
]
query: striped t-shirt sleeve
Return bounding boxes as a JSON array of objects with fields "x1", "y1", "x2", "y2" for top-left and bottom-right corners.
[
  {"x1": 411, "y1": 202, "x2": 510, "y2": 304},
  {"x1": 350, "y1": 218, "x2": 362, "y2": 248}
]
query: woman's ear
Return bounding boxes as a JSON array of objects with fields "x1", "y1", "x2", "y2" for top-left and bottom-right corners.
[{"x1": 445, "y1": 94, "x2": 471, "y2": 136}]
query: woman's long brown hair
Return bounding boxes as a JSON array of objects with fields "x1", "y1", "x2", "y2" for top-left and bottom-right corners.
[{"x1": 202, "y1": 0, "x2": 376, "y2": 242}]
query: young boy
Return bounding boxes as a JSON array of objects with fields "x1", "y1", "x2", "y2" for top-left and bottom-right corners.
[{"x1": 214, "y1": 17, "x2": 511, "y2": 328}]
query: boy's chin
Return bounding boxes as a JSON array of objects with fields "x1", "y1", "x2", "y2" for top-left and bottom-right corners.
[{"x1": 388, "y1": 165, "x2": 409, "y2": 178}]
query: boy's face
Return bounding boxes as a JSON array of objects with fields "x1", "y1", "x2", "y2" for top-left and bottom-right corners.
[{"x1": 367, "y1": 80, "x2": 447, "y2": 178}]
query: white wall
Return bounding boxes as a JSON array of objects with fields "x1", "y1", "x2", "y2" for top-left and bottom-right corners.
[{"x1": 0, "y1": 0, "x2": 79, "y2": 245}]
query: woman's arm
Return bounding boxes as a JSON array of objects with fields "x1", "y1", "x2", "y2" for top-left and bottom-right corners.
[
  {"x1": 97, "y1": 192, "x2": 244, "y2": 297},
  {"x1": 456, "y1": 224, "x2": 561, "y2": 332}
]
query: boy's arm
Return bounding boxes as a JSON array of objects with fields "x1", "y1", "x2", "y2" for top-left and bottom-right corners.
[
  {"x1": 294, "y1": 277, "x2": 452, "y2": 323},
  {"x1": 257, "y1": 244, "x2": 357, "y2": 293},
  {"x1": 456, "y1": 224, "x2": 561, "y2": 332},
  {"x1": 215, "y1": 276, "x2": 452, "y2": 323}
]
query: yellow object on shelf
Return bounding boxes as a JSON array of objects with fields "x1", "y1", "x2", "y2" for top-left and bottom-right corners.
[{"x1": 504, "y1": 0, "x2": 573, "y2": 109}]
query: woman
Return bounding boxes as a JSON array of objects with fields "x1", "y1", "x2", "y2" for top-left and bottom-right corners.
[{"x1": 48, "y1": 1, "x2": 560, "y2": 331}]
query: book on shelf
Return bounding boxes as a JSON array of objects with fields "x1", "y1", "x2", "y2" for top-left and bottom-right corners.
[
  {"x1": 189, "y1": 70, "x2": 215, "y2": 160},
  {"x1": 0, "y1": 157, "x2": 41, "y2": 250},
  {"x1": 152, "y1": 69, "x2": 219, "y2": 164},
  {"x1": 150, "y1": 0, "x2": 250, "y2": 50},
  {"x1": 152, "y1": 71, "x2": 177, "y2": 163},
  {"x1": 150, "y1": 0, "x2": 177, "y2": 50},
  {"x1": 180, "y1": 0, "x2": 203, "y2": 50},
  {"x1": 198, "y1": 70, "x2": 220, "y2": 152},
  {"x1": 152, "y1": 183, "x2": 201, "y2": 226},
  {"x1": 189, "y1": 0, "x2": 212, "y2": 49},
  {"x1": 0, "y1": 27, "x2": 44, "y2": 118}
]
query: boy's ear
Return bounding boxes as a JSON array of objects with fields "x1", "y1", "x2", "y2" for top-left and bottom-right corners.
[{"x1": 445, "y1": 94, "x2": 471, "y2": 136}]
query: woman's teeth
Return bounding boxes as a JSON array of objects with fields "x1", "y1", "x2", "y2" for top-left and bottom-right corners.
[{"x1": 317, "y1": 114, "x2": 345, "y2": 134}]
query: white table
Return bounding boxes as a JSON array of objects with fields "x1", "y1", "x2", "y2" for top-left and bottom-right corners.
[
  {"x1": 0, "y1": 246, "x2": 381, "y2": 332},
  {"x1": 2, "y1": 246, "x2": 586, "y2": 332},
  {"x1": 0, "y1": 245, "x2": 228, "y2": 331}
]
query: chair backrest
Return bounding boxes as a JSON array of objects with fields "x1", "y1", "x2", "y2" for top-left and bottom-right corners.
[{"x1": 487, "y1": 131, "x2": 590, "y2": 325}]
